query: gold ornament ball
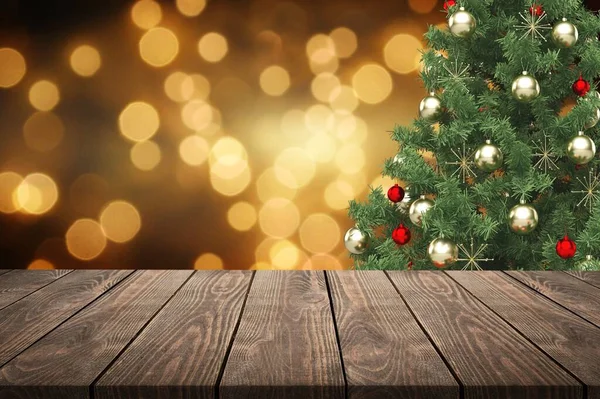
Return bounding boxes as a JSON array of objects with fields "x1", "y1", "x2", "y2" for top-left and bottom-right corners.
[
  {"x1": 448, "y1": 7, "x2": 477, "y2": 38},
  {"x1": 511, "y1": 72, "x2": 540, "y2": 102},
  {"x1": 408, "y1": 195, "x2": 434, "y2": 226},
  {"x1": 419, "y1": 93, "x2": 442, "y2": 122},
  {"x1": 397, "y1": 185, "x2": 413, "y2": 214},
  {"x1": 551, "y1": 18, "x2": 578, "y2": 48},
  {"x1": 585, "y1": 108, "x2": 600, "y2": 129},
  {"x1": 474, "y1": 140, "x2": 503, "y2": 172},
  {"x1": 427, "y1": 238, "x2": 458, "y2": 268},
  {"x1": 567, "y1": 131, "x2": 596, "y2": 165},
  {"x1": 344, "y1": 227, "x2": 369, "y2": 255},
  {"x1": 508, "y1": 201, "x2": 539, "y2": 235}
]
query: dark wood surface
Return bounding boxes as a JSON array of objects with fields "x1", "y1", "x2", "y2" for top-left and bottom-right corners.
[{"x1": 0, "y1": 270, "x2": 598, "y2": 398}]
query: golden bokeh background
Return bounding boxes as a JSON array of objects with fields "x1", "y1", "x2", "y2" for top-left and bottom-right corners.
[{"x1": 0, "y1": 0, "x2": 446, "y2": 270}]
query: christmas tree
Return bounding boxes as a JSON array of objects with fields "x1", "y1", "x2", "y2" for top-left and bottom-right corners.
[{"x1": 345, "y1": 0, "x2": 600, "y2": 271}]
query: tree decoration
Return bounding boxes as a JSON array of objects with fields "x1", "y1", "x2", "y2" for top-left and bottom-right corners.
[
  {"x1": 551, "y1": 18, "x2": 578, "y2": 48},
  {"x1": 446, "y1": 143, "x2": 477, "y2": 183},
  {"x1": 344, "y1": 227, "x2": 369, "y2": 255},
  {"x1": 576, "y1": 255, "x2": 600, "y2": 271},
  {"x1": 428, "y1": 237, "x2": 459, "y2": 268},
  {"x1": 443, "y1": 0, "x2": 456, "y2": 11},
  {"x1": 442, "y1": 59, "x2": 470, "y2": 84},
  {"x1": 409, "y1": 195, "x2": 434, "y2": 226},
  {"x1": 397, "y1": 185, "x2": 414, "y2": 214},
  {"x1": 419, "y1": 92, "x2": 442, "y2": 122},
  {"x1": 556, "y1": 235, "x2": 576, "y2": 259},
  {"x1": 508, "y1": 200, "x2": 539, "y2": 235},
  {"x1": 571, "y1": 168, "x2": 600, "y2": 212},
  {"x1": 392, "y1": 224, "x2": 411, "y2": 246},
  {"x1": 584, "y1": 94, "x2": 600, "y2": 129},
  {"x1": 387, "y1": 184, "x2": 405, "y2": 203},
  {"x1": 532, "y1": 135, "x2": 559, "y2": 173},
  {"x1": 474, "y1": 140, "x2": 503, "y2": 172},
  {"x1": 457, "y1": 237, "x2": 494, "y2": 270},
  {"x1": 529, "y1": 4, "x2": 543, "y2": 17},
  {"x1": 448, "y1": 7, "x2": 477, "y2": 38},
  {"x1": 572, "y1": 76, "x2": 591, "y2": 97},
  {"x1": 512, "y1": 71, "x2": 540, "y2": 102},
  {"x1": 515, "y1": 8, "x2": 551, "y2": 41},
  {"x1": 567, "y1": 131, "x2": 596, "y2": 165}
]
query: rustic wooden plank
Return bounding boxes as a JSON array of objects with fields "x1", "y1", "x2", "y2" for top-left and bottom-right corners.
[
  {"x1": 387, "y1": 271, "x2": 582, "y2": 399},
  {"x1": 0, "y1": 270, "x2": 192, "y2": 399},
  {"x1": 0, "y1": 270, "x2": 11, "y2": 277},
  {"x1": 94, "y1": 270, "x2": 252, "y2": 399},
  {"x1": 327, "y1": 271, "x2": 458, "y2": 399},
  {"x1": 506, "y1": 271, "x2": 600, "y2": 328},
  {"x1": 448, "y1": 271, "x2": 600, "y2": 399},
  {"x1": 220, "y1": 271, "x2": 344, "y2": 399},
  {"x1": 564, "y1": 271, "x2": 600, "y2": 289},
  {"x1": 0, "y1": 269, "x2": 132, "y2": 368},
  {"x1": 0, "y1": 270, "x2": 73, "y2": 310}
]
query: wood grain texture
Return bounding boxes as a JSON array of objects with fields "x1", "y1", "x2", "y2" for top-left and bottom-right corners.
[
  {"x1": 0, "y1": 270, "x2": 192, "y2": 399},
  {"x1": 94, "y1": 270, "x2": 253, "y2": 399},
  {"x1": 327, "y1": 271, "x2": 458, "y2": 399},
  {"x1": 387, "y1": 271, "x2": 581, "y2": 399},
  {"x1": 0, "y1": 270, "x2": 132, "y2": 368},
  {"x1": 448, "y1": 271, "x2": 600, "y2": 399},
  {"x1": 506, "y1": 271, "x2": 600, "y2": 328},
  {"x1": 0, "y1": 270, "x2": 11, "y2": 277},
  {"x1": 220, "y1": 271, "x2": 344, "y2": 399},
  {"x1": 565, "y1": 271, "x2": 600, "y2": 289},
  {"x1": 0, "y1": 270, "x2": 72, "y2": 310}
]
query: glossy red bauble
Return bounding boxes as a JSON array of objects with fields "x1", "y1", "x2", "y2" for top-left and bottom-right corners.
[
  {"x1": 387, "y1": 184, "x2": 405, "y2": 203},
  {"x1": 443, "y1": 0, "x2": 456, "y2": 11},
  {"x1": 573, "y1": 76, "x2": 591, "y2": 97},
  {"x1": 529, "y1": 4, "x2": 543, "y2": 17},
  {"x1": 556, "y1": 235, "x2": 576, "y2": 259},
  {"x1": 392, "y1": 224, "x2": 411, "y2": 246}
]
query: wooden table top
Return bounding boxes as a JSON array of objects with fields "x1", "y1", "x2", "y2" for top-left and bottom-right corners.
[{"x1": 0, "y1": 270, "x2": 599, "y2": 399}]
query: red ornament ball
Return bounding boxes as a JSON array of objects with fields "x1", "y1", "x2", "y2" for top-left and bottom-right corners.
[
  {"x1": 529, "y1": 4, "x2": 543, "y2": 17},
  {"x1": 573, "y1": 77, "x2": 591, "y2": 97},
  {"x1": 443, "y1": 0, "x2": 456, "y2": 11},
  {"x1": 387, "y1": 184, "x2": 405, "y2": 203},
  {"x1": 392, "y1": 224, "x2": 411, "y2": 246},
  {"x1": 556, "y1": 235, "x2": 576, "y2": 259}
]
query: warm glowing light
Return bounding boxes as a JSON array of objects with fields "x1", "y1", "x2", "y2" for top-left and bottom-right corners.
[
  {"x1": 119, "y1": 101, "x2": 159, "y2": 142},
  {"x1": 0, "y1": 48, "x2": 26, "y2": 88},
  {"x1": 329, "y1": 85, "x2": 359, "y2": 114},
  {"x1": 15, "y1": 173, "x2": 58, "y2": 215},
  {"x1": 259, "y1": 198, "x2": 300, "y2": 238},
  {"x1": 371, "y1": 175, "x2": 397, "y2": 192},
  {"x1": 303, "y1": 253, "x2": 344, "y2": 270},
  {"x1": 198, "y1": 32, "x2": 228, "y2": 63},
  {"x1": 227, "y1": 201, "x2": 257, "y2": 231},
  {"x1": 256, "y1": 168, "x2": 297, "y2": 203},
  {"x1": 299, "y1": 213, "x2": 340, "y2": 254},
  {"x1": 66, "y1": 219, "x2": 107, "y2": 261},
  {"x1": 269, "y1": 240, "x2": 302, "y2": 270},
  {"x1": 0, "y1": 172, "x2": 23, "y2": 213},
  {"x1": 69, "y1": 174, "x2": 109, "y2": 217},
  {"x1": 100, "y1": 200, "x2": 141, "y2": 243},
  {"x1": 335, "y1": 144, "x2": 365, "y2": 174},
  {"x1": 260, "y1": 65, "x2": 290, "y2": 96},
  {"x1": 352, "y1": 64, "x2": 393, "y2": 104},
  {"x1": 139, "y1": 27, "x2": 179, "y2": 67},
  {"x1": 130, "y1": 140, "x2": 161, "y2": 171},
  {"x1": 274, "y1": 147, "x2": 316, "y2": 189},
  {"x1": 70, "y1": 45, "x2": 101, "y2": 77},
  {"x1": 255, "y1": 237, "x2": 278, "y2": 264},
  {"x1": 28, "y1": 259, "x2": 55, "y2": 270},
  {"x1": 384, "y1": 34, "x2": 423, "y2": 74},
  {"x1": 311, "y1": 73, "x2": 341, "y2": 103},
  {"x1": 131, "y1": 0, "x2": 162, "y2": 29},
  {"x1": 23, "y1": 112, "x2": 64, "y2": 152},
  {"x1": 182, "y1": 73, "x2": 210, "y2": 100},
  {"x1": 179, "y1": 135, "x2": 209, "y2": 166},
  {"x1": 324, "y1": 180, "x2": 354, "y2": 210},
  {"x1": 194, "y1": 253, "x2": 224, "y2": 269},
  {"x1": 181, "y1": 99, "x2": 213, "y2": 131},
  {"x1": 340, "y1": 171, "x2": 367, "y2": 196},
  {"x1": 29, "y1": 80, "x2": 60, "y2": 111},
  {"x1": 306, "y1": 34, "x2": 336, "y2": 63},
  {"x1": 304, "y1": 104, "x2": 334, "y2": 133},
  {"x1": 176, "y1": 0, "x2": 206, "y2": 17},
  {"x1": 336, "y1": 114, "x2": 368, "y2": 144},
  {"x1": 210, "y1": 166, "x2": 251, "y2": 196},
  {"x1": 330, "y1": 27, "x2": 357, "y2": 59},
  {"x1": 309, "y1": 55, "x2": 339, "y2": 75},
  {"x1": 164, "y1": 71, "x2": 190, "y2": 102},
  {"x1": 280, "y1": 109, "x2": 309, "y2": 138},
  {"x1": 305, "y1": 133, "x2": 336, "y2": 163},
  {"x1": 408, "y1": 0, "x2": 438, "y2": 14},
  {"x1": 210, "y1": 137, "x2": 247, "y2": 165}
]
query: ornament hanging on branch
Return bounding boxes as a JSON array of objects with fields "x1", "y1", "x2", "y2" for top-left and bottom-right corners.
[
  {"x1": 532, "y1": 135, "x2": 559, "y2": 173},
  {"x1": 515, "y1": 8, "x2": 551, "y2": 41},
  {"x1": 512, "y1": 71, "x2": 540, "y2": 102},
  {"x1": 572, "y1": 76, "x2": 590, "y2": 97},
  {"x1": 446, "y1": 143, "x2": 477, "y2": 183},
  {"x1": 419, "y1": 92, "x2": 442, "y2": 122},
  {"x1": 448, "y1": 7, "x2": 477, "y2": 38},
  {"x1": 529, "y1": 4, "x2": 543, "y2": 17},
  {"x1": 443, "y1": 0, "x2": 456, "y2": 12},
  {"x1": 387, "y1": 184, "x2": 405, "y2": 203},
  {"x1": 556, "y1": 235, "x2": 576, "y2": 259},
  {"x1": 397, "y1": 185, "x2": 414, "y2": 214},
  {"x1": 428, "y1": 237, "x2": 458, "y2": 268},
  {"x1": 571, "y1": 168, "x2": 600, "y2": 212},
  {"x1": 551, "y1": 18, "x2": 578, "y2": 48},
  {"x1": 344, "y1": 227, "x2": 369, "y2": 255},
  {"x1": 584, "y1": 92, "x2": 600, "y2": 129},
  {"x1": 567, "y1": 131, "x2": 596, "y2": 165},
  {"x1": 576, "y1": 255, "x2": 600, "y2": 271},
  {"x1": 392, "y1": 224, "x2": 411, "y2": 246},
  {"x1": 508, "y1": 200, "x2": 539, "y2": 235},
  {"x1": 409, "y1": 195, "x2": 434, "y2": 226},
  {"x1": 457, "y1": 237, "x2": 494, "y2": 270},
  {"x1": 474, "y1": 140, "x2": 503, "y2": 172}
]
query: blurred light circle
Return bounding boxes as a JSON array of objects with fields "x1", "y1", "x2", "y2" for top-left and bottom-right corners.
[
  {"x1": 306, "y1": 34, "x2": 336, "y2": 62},
  {"x1": 260, "y1": 65, "x2": 290, "y2": 96},
  {"x1": 309, "y1": 55, "x2": 339, "y2": 75},
  {"x1": 269, "y1": 239, "x2": 302, "y2": 269},
  {"x1": 227, "y1": 201, "x2": 257, "y2": 231},
  {"x1": 280, "y1": 109, "x2": 309, "y2": 137},
  {"x1": 336, "y1": 114, "x2": 368, "y2": 144},
  {"x1": 329, "y1": 85, "x2": 359, "y2": 114},
  {"x1": 16, "y1": 173, "x2": 58, "y2": 215},
  {"x1": 303, "y1": 253, "x2": 344, "y2": 270},
  {"x1": 311, "y1": 73, "x2": 341, "y2": 103},
  {"x1": 352, "y1": 64, "x2": 393, "y2": 104},
  {"x1": 255, "y1": 237, "x2": 278, "y2": 264},
  {"x1": 259, "y1": 198, "x2": 300, "y2": 238},
  {"x1": 23, "y1": 112, "x2": 64, "y2": 152},
  {"x1": 210, "y1": 166, "x2": 251, "y2": 196},
  {"x1": 324, "y1": 180, "x2": 354, "y2": 210},
  {"x1": 181, "y1": 99, "x2": 213, "y2": 131},
  {"x1": 99, "y1": 200, "x2": 141, "y2": 243},
  {"x1": 408, "y1": 0, "x2": 437, "y2": 14},
  {"x1": 274, "y1": 147, "x2": 316, "y2": 189},
  {"x1": 70, "y1": 45, "x2": 101, "y2": 77},
  {"x1": 256, "y1": 168, "x2": 297, "y2": 203},
  {"x1": 66, "y1": 219, "x2": 107, "y2": 261},
  {"x1": 304, "y1": 104, "x2": 335, "y2": 133},
  {"x1": 198, "y1": 32, "x2": 228, "y2": 63},
  {"x1": 194, "y1": 253, "x2": 224, "y2": 269},
  {"x1": 335, "y1": 144, "x2": 365, "y2": 174},
  {"x1": 329, "y1": 27, "x2": 357, "y2": 59},
  {"x1": 131, "y1": 0, "x2": 162, "y2": 29},
  {"x1": 28, "y1": 259, "x2": 55, "y2": 269},
  {"x1": 130, "y1": 140, "x2": 161, "y2": 171},
  {"x1": 179, "y1": 135, "x2": 209, "y2": 166},
  {"x1": 139, "y1": 27, "x2": 179, "y2": 67},
  {"x1": 0, "y1": 48, "x2": 26, "y2": 88},
  {"x1": 0, "y1": 172, "x2": 23, "y2": 213},
  {"x1": 29, "y1": 80, "x2": 60, "y2": 111},
  {"x1": 299, "y1": 213, "x2": 340, "y2": 254},
  {"x1": 119, "y1": 101, "x2": 160, "y2": 142},
  {"x1": 384, "y1": 34, "x2": 423, "y2": 74},
  {"x1": 176, "y1": 0, "x2": 206, "y2": 17},
  {"x1": 210, "y1": 136, "x2": 247, "y2": 165},
  {"x1": 305, "y1": 133, "x2": 336, "y2": 163},
  {"x1": 164, "y1": 71, "x2": 190, "y2": 102},
  {"x1": 182, "y1": 73, "x2": 210, "y2": 100}
]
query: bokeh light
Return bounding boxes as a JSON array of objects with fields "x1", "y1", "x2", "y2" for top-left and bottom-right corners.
[
  {"x1": 256, "y1": 168, "x2": 297, "y2": 202},
  {"x1": 408, "y1": 0, "x2": 438, "y2": 14},
  {"x1": 179, "y1": 135, "x2": 209, "y2": 166},
  {"x1": 210, "y1": 166, "x2": 251, "y2": 196},
  {"x1": 311, "y1": 73, "x2": 341, "y2": 103},
  {"x1": 176, "y1": 0, "x2": 206, "y2": 17},
  {"x1": 227, "y1": 201, "x2": 257, "y2": 231},
  {"x1": 305, "y1": 133, "x2": 336, "y2": 163},
  {"x1": 269, "y1": 239, "x2": 303, "y2": 269},
  {"x1": 194, "y1": 253, "x2": 224, "y2": 269},
  {"x1": 66, "y1": 218, "x2": 107, "y2": 261},
  {"x1": 99, "y1": 200, "x2": 142, "y2": 243},
  {"x1": 329, "y1": 85, "x2": 359, "y2": 114},
  {"x1": 335, "y1": 144, "x2": 365, "y2": 174},
  {"x1": 130, "y1": 140, "x2": 161, "y2": 171},
  {"x1": 260, "y1": 65, "x2": 290, "y2": 96},
  {"x1": 384, "y1": 34, "x2": 423, "y2": 74},
  {"x1": 259, "y1": 198, "x2": 300, "y2": 238},
  {"x1": 198, "y1": 32, "x2": 228, "y2": 63},
  {"x1": 183, "y1": 74, "x2": 210, "y2": 100},
  {"x1": 119, "y1": 101, "x2": 160, "y2": 142},
  {"x1": 164, "y1": 71, "x2": 190, "y2": 103},
  {"x1": 306, "y1": 34, "x2": 336, "y2": 64},
  {"x1": 181, "y1": 99, "x2": 213, "y2": 130},
  {"x1": 139, "y1": 27, "x2": 179, "y2": 67},
  {"x1": 29, "y1": 80, "x2": 60, "y2": 111},
  {"x1": 15, "y1": 173, "x2": 59, "y2": 215},
  {"x1": 352, "y1": 64, "x2": 393, "y2": 104},
  {"x1": 0, "y1": 172, "x2": 23, "y2": 214},
  {"x1": 329, "y1": 27, "x2": 357, "y2": 59},
  {"x1": 70, "y1": 45, "x2": 101, "y2": 77},
  {"x1": 23, "y1": 112, "x2": 64, "y2": 152},
  {"x1": 299, "y1": 213, "x2": 340, "y2": 254},
  {"x1": 303, "y1": 253, "x2": 343, "y2": 270},
  {"x1": 27, "y1": 259, "x2": 55, "y2": 270},
  {"x1": 0, "y1": 48, "x2": 26, "y2": 88},
  {"x1": 274, "y1": 147, "x2": 316, "y2": 189},
  {"x1": 131, "y1": 0, "x2": 162, "y2": 30},
  {"x1": 324, "y1": 179, "x2": 354, "y2": 210},
  {"x1": 304, "y1": 104, "x2": 335, "y2": 133}
]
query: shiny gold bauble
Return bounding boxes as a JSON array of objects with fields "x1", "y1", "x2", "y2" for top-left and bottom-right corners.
[
  {"x1": 397, "y1": 185, "x2": 413, "y2": 214},
  {"x1": 511, "y1": 71, "x2": 540, "y2": 102},
  {"x1": 408, "y1": 195, "x2": 434, "y2": 226},
  {"x1": 567, "y1": 131, "x2": 596, "y2": 165},
  {"x1": 419, "y1": 93, "x2": 442, "y2": 122},
  {"x1": 427, "y1": 238, "x2": 458, "y2": 268},
  {"x1": 585, "y1": 92, "x2": 600, "y2": 129},
  {"x1": 344, "y1": 227, "x2": 368, "y2": 255},
  {"x1": 474, "y1": 140, "x2": 503, "y2": 172},
  {"x1": 448, "y1": 7, "x2": 477, "y2": 38},
  {"x1": 508, "y1": 201, "x2": 539, "y2": 235},
  {"x1": 551, "y1": 18, "x2": 578, "y2": 48}
]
